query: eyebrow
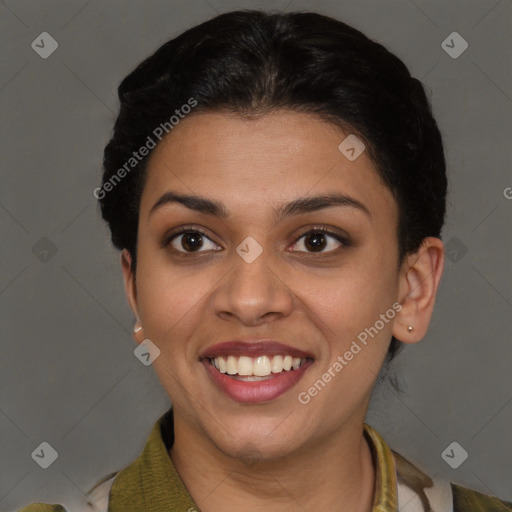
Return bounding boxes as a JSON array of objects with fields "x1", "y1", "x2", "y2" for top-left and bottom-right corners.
[{"x1": 149, "y1": 191, "x2": 372, "y2": 222}]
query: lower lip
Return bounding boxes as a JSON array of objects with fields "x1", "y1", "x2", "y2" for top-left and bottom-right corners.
[{"x1": 202, "y1": 360, "x2": 312, "y2": 404}]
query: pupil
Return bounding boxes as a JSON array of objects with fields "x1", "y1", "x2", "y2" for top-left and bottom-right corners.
[
  {"x1": 183, "y1": 232, "x2": 203, "y2": 251},
  {"x1": 305, "y1": 232, "x2": 326, "y2": 251}
]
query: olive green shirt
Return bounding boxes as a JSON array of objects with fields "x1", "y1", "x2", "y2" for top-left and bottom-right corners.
[{"x1": 17, "y1": 407, "x2": 512, "y2": 511}]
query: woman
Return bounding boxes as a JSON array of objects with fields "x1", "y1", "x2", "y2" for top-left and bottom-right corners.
[{"x1": 18, "y1": 9, "x2": 511, "y2": 512}]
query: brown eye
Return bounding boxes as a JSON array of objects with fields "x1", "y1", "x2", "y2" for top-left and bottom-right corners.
[
  {"x1": 291, "y1": 228, "x2": 350, "y2": 254},
  {"x1": 166, "y1": 229, "x2": 219, "y2": 253},
  {"x1": 179, "y1": 232, "x2": 204, "y2": 252},
  {"x1": 304, "y1": 232, "x2": 328, "y2": 252}
]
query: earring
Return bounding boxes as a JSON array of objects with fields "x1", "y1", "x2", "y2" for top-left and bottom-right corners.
[
  {"x1": 407, "y1": 325, "x2": 414, "y2": 333},
  {"x1": 133, "y1": 324, "x2": 143, "y2": 333}
]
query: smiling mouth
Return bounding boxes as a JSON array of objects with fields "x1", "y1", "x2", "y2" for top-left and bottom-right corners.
[{"x1": 208, "y1": 355, "x2": 313, "y2": 380}]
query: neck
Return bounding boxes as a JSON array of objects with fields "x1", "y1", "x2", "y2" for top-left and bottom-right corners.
[{"x1": 170, "y1": 413, "x2": 376, "y2": 512}]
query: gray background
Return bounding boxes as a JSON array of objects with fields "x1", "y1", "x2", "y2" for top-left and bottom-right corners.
[{"x1": 1, "y1": 0, "x2": 511, "y2": 510}]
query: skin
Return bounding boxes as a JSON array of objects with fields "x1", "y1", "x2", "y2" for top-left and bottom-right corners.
[{"x1": 121, "y1": 110, "x2": 444, "y2": 511}]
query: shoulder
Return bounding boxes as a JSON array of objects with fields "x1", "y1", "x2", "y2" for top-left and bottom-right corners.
[
  {"x1": 451, "y1": 482, "x2": 512, "y2": 511},
  {"x1": 393, "y1": 449, "x2": 512, "y2": 511},
  {"x1": 16, "y1": 473, "x2": 116, "y2": 512}
]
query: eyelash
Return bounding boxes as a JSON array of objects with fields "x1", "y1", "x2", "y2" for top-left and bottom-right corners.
[{"x1": 163, "y1": 224, "x2": 351, "y2": 256}]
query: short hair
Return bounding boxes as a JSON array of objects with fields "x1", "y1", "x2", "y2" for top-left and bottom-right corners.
[{"x1": 98, "y1": 9, "x2": 447, "y2": 361}]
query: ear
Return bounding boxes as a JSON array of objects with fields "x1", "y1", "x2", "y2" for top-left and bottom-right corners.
[
  {"x1": 393, "y1": 237, "x2": 444, "y2": 344},
  {"x1": 121, "y1": 249, "x2": 144, "y2": 344}
]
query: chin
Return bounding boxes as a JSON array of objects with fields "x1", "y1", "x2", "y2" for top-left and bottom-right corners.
[
  {"x1": 222, "y1": 436, "x2": 297, "y2": 464},
  {"x1": 207, "y1": 419, "x2": 304, "y2": 461}
]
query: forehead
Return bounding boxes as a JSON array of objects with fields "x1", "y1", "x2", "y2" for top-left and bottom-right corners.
[{"x1": 141, "y1": 110, "x2": 396, "y2": 223}]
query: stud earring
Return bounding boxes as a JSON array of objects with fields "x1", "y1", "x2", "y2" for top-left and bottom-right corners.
[
  {"x1": 133, "y1": 324, "x2": 143, "y2": 333},
  {"x1": 407, "y1": 325, "x2": 414, "y2": 333}
]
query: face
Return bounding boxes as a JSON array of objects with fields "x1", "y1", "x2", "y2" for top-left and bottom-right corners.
[{"x1": 124, "y1": 110, "x2": 405, "y2": 460}]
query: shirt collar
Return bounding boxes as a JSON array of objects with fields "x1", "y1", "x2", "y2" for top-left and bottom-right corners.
[
  {"x1": 108, "y1": 408, "x2": 398, "y2": 511},
  {"x1": 363, "y1": 423, "x2": 398, "y2": 511}
]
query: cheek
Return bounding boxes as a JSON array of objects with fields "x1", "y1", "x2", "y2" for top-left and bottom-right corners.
[
  {"x1": 134, "y1": 264, "x2": 211, "y2": 400},
  {"x1": 300, "y1": 275, "x2": 394, "y2": 411},
  {"x1": 299, "y1": 250, "x2": 397, "y2": 378},
  {"x1": 310, "y1": 283, "x2": 394, "y2": 365},
  {"x1": 135, "y1": 259, "x2": 212, "y2": 350},
  {"x1": 304, "y1": 252, "x2": 396, "y2": 326}
]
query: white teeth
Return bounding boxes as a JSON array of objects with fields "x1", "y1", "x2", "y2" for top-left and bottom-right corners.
[
  {"x1": 211, "y1": 354, "x2": 307, "y2": 377},
  {"x1": 271, "y1": 355, "x2": 284, "y2": 373},
  {"x1": 253, "y1": 356, "x2": 271, "y2": 376},
  {"x1": 232, "y1": 375, "x2": 272, "y2": 382},
  {"x1": 238, "y1": 356, "x2": 253, "y2": 376},
  {"x1": 218, "y1": 356, "x2": 227, "y2": 373},
  {"x1": 226, "y1": 355, "x2": 238, "y2": 375}
]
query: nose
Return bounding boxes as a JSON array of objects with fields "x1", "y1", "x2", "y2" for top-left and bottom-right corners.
[{"x1": 212, "y1": 245, "x2": 294, "y2": 326}]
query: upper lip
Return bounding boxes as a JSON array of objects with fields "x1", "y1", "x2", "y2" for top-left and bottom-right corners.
[{"x1": 200, "y1": 340, "x2": 314, "y2": 360}]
